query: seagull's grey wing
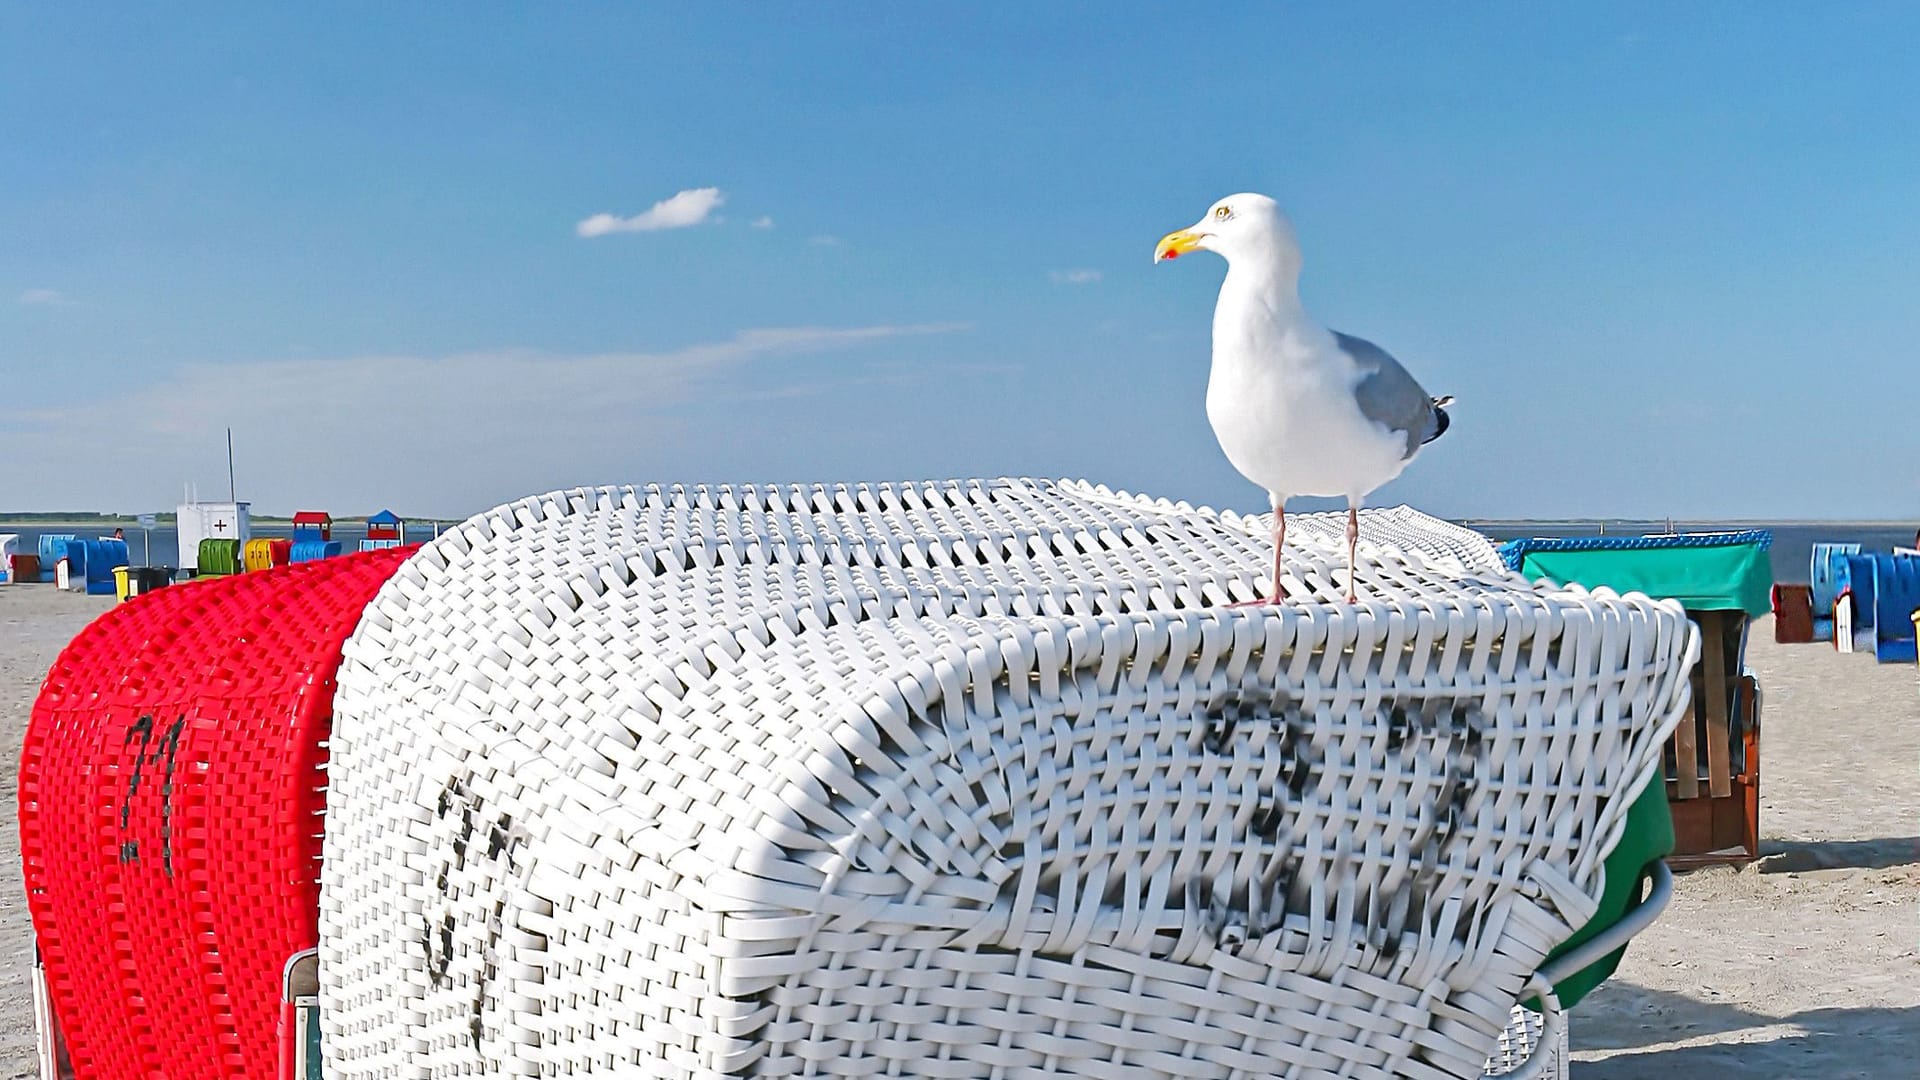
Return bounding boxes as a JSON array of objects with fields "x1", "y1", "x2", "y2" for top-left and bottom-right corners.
[{"x1": 1336, "y1": 330, "x2": 1449, "y2": 458}]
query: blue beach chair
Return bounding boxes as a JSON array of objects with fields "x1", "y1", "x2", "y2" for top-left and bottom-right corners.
[
  {"x1": 1834, "y1": 555, "x2": 1879, "y2": 651},
  {"x1": 1809, "y1": 542, "x2": 1859, "y2": 642},
  {"x1": 1870, "y1": 554, "x2": 1920, "y2": 663},
  {"x1": 36, "y1": 534, "x2": 76, "y2": 583}
]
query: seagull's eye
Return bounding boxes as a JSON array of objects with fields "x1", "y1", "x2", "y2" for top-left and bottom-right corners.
[{"x1": 1214, "y1": 206, "x2": 1233, "y2": 221}]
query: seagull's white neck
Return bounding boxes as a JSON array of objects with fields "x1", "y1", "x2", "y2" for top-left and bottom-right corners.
[{"x1": 1214, "y1": 253, "x2": 1312, "y2": 361}]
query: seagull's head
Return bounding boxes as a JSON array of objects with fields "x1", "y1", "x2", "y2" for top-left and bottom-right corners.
[{"x1": 1155, "y1": 193, "x2": 1300, "y2": 275}]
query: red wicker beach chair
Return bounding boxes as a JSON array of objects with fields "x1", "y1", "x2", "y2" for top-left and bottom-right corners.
[{"x1": 18, "y1": 548, "x2": 412, "y2": 1080}]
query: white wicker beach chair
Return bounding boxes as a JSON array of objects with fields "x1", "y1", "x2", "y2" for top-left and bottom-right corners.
[{"x1": 318, "y1": 478, "x2": 1691, "y2": 1079}]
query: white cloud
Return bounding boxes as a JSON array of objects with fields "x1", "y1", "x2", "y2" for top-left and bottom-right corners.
[
  {"x1": 808, "y1": 234, "x2": 842, "y2": 247},
  {"x1": 576, "y1": 187, "x2": 725, "y2": 237},
  {"x1": 1049, "y1": 269, "x2": 1102, "y2": 285},
  {"x1": 0, "y1": 323, "x2": 970, "y2": 515},
  {"x1": 749, "y1": 215, "x2": 775, "y2": 229},
  {"x1": 17, "y1": 288, "x2": 70, "y2": 306}
]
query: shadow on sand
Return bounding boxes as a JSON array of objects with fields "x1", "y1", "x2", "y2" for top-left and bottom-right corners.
[
  {"x1": 1571, "y1": 985, "x2": 1776, "y2": 1052},
  {"x1": 1755, "y1": 836, "x2": 1920, "y2": 874},
  {"x1": 1571, "y1": 1004, "x2": 1918, "y2": 1079}
]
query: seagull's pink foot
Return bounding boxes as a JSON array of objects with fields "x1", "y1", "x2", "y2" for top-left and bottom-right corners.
[{"x1": 1227, "y1": 590, "x2": 1285, "y2": 608}]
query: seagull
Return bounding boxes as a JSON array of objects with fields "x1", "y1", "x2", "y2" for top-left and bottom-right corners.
[{"x1": 1156, "y1": 193, "x2": 1451, "y2": 603}]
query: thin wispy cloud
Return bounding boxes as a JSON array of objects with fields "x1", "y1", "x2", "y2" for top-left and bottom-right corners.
[
  {"x1": 1049, "y1": 269, "x2": 1102, "y2": 285},
  {"x1": 808, "y1": 234, "x2": 842, "y2": 247},
  {"x1": 749, "y1": 215, "x2": 775, "y2": 229},
  {"x1": 0, "y1": 323, "x2": 970, "y2": 513},
  {"x1": 17, "y1": 288, "x2": 71, "y2": 306},
  {"x1": 576, "y1": 187, "x2": 725, "y2": 237}
]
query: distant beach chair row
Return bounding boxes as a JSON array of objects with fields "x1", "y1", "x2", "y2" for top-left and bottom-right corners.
[
  {"x1": 185, "y1": 509, "x2": 404, "y2": 582},
  {"x1": 3, "y1": 507, "x2": 417, "y2": 599},
  {"x1": 0, "y1": 534, "x2": 130, "y2": 594},
  {"x1": 1789, "y1": 542, "x2": 1920, "y2": 663}
]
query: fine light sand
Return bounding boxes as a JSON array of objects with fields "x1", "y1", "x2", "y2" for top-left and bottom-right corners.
[
  {"x1": 0, "y1": 589, "x2": 1914, "y2": 1078},
  {"x1": 1, "y1": 587, "x2": 111, "y2": 1078}
]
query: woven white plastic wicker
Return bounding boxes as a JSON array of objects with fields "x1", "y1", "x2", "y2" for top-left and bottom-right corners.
[
  {"x1": 1480, "y1": 1007, "x2": 1564, "y2": 1080},
  {"x1": 319, "y1": 478, "x2": 1692, "y2": 1079}
]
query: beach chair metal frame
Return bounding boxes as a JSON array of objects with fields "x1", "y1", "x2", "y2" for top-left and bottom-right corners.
[{"x1": 280, "y1": 950, "x2": 323, "y2": 1080}]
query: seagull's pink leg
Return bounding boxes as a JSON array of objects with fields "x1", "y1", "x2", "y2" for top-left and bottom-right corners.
[
  {"x1": 1229, "y1": 499, "x2": 1287, "y2": 606},
  {"x1": 1272, "y1": 505, "x2": 1288, "y2": 603},
  {"x1": 1345, "y1": 504, "x2": 1360, "y2": 604}
]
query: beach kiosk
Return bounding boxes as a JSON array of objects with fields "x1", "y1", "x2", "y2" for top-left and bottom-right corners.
[
  {"x1": 292, "y1": 511, "x2": 332, "y2": 542},
  {"x1": 1502, "y1": 531, "x2": 1771, "y2": 865},
  {"x1": 359, "y1": 509, "x2": 404, "y2": 551},
  {"x1": 20, "y1": 483, "x2": 1688, "y2": 1080}
]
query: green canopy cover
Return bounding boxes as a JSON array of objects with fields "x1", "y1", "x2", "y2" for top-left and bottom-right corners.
[{"x1": 1501, "y1": 532, "x2": 1774, "y2": 616}]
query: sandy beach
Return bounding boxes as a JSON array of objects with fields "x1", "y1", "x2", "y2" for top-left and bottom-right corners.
[
  {"x1": 0, "y1": 588, "x2": 111, "y2": 1078},
  {"x1": 0, "y1": 588, "x2": 1913, "y2": 1078}
]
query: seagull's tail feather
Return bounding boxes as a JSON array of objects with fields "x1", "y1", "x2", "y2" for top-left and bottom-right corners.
[{"x1": 1425, "y1": 396, "x2": 1453, "y2": 444}]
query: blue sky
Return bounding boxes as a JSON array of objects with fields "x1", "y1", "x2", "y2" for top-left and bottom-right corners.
[{"x1": 4, "y1": 5, "x2": 1918, "y2": 519}]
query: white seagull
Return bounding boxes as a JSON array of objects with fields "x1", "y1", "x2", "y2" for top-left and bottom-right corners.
[{"x1": 1156, "y1": 193, "x2": 1451, "y2": 603}]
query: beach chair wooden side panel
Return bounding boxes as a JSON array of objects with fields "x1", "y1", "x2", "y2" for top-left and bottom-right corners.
[
  {"x1": 1699, "y1": 612, "x2": 1734, "y2": 799},
  {"x1": 1667, "y1": 627, "x2": 1761, "y2": 867}
]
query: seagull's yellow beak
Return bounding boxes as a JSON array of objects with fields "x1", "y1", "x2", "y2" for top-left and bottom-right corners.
[{"x1": 1154, "y1": 228, "x2": 1205, "y2": 263}]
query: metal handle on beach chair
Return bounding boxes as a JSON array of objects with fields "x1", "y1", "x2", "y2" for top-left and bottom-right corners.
[
  {"x1": 1501, "y1": 860, "x2": 1674, "y2": 1080},
  {"x1": 280, "y1": 949, "x2": 320, "y2": 1080},
  {"x1": 1535, "y1": 860, "x2": 1674, "y2": 989}
]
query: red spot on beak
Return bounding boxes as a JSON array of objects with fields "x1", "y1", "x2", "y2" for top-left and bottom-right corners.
[{"x1": 1162, "y1": 250, "x2": 1178, "y2": 260}]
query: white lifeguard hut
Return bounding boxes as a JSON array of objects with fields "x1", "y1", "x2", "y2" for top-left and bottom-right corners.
[{"x1": 177, "y1": 500, "x2": 251, "y2": 573}]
